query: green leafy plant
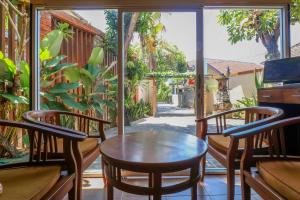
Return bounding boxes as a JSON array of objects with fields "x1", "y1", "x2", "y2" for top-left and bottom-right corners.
[
  {"x1": 63, "y1": 47, "x2": 118, "y2": 116},
  {"x1": 157, "y1": 82, "x2": 172, "y2": 103},
  {"x1": 39, "y1": 25, "x2": 81, "y2": 111},
  {"x1": 0, "y1": 51, "x2": 29, "y2": 105},
  {"x1": 40, "y1": 24, "x2": 118, "y2": 122},
  {"x1": 218, "y1": 0, "x2": 300, "y2": 60},
  {"x1": 125, "y1": 100, "x2": 152, "y2": 122},
  {"x1": 233, "y1": 97, "x2": 257, "y2": 118},
  {"x1": 0, "y1": 1, "x2": 30, "y2": 159}
]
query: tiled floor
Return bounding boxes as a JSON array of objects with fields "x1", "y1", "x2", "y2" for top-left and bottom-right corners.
[{"x1": 82, "y1": 175, "x2": 263, "y2": 200}]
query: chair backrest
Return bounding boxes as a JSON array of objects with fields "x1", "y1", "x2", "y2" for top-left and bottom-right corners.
[
  {"x1": 222, "y1": 107, "x2": 284, "y2": 135},
  {"x1": 23, "y1": 110, "x2": 109, "y2": 142},
  {"x1": 233, "y1": 117, "x2": 300, "y2": 160},
  {"x1": 0, "y1": 120, "x2": 85, "y2": 171},
  {"x1": 196, "y1": 107, "x2": 283, "y2": 140},
  {"x1": 244, "y1": 106, "x2": 282, "y2": 124}
]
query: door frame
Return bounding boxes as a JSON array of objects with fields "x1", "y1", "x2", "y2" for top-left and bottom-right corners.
[
  {"x1": 30, "y1": 4, "x2": 290, "y2": 134},
  {"x1": 29, "y1": 4, "x2": 290, "y2": 175},
  {"x1": 117, "y1": 8, "x2": 204, "y2": 135}
]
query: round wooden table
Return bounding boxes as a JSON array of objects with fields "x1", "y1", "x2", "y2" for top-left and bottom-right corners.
[{"x1": 100, "y1": 131, "x2": 207, "y2": 200}]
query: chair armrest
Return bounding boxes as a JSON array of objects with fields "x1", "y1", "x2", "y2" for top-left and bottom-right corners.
[
  {"x1": 22, "y1": 116, "x2": 88, "y2": 137},
  {"x1": 23, "y1": 110, "x2": 110, "y2": 141},
  {"x1": 0, "y1": 120, "x2": 86, "y2": 141},
  {"x1": 231, "y1": 116, "x2": 300, "y2": 140},
  {"x1": 223, "y1": 116, "x2": 277, "y2": 137},
  {"x1": 0, "y1": 120, "x2": 86, "y2": 172},
  {"x1": 232, "y1": 116, "x2": 300, "y2": 167}
]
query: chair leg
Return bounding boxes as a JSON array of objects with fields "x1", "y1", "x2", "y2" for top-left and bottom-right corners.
[
  {"x1": 227, "y1": 167, "x2": 235, "y2": 200},
  {"x1": 191, "y1": 183, "x2": 198, "y2": 200},
  {"x1": 241, "y1": 174, "x2": 251, "y2": 200},
  {"x1": 68, "y1": 181, "x2": 77, "y2": 200},
  {"x1": 101, "y1": 157, "x2": 107, "y2": 185},
  {"x1": 77, "y1": 164, "x2": 83, "y2": 200},
  {"x1": 107, "y1": 182, "x2": 114, "y2": 200},
  {"x1": 200, "y1": 155, "x2": 206, "y2": 182}
]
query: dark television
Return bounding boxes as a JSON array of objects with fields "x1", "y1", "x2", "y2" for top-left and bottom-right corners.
[{"x1": 263, "y1": 57, "x2": 300, "y2": 84}]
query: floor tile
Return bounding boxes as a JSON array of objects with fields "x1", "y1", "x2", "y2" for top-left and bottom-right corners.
[
  {"x1": 166, "y1": 195, "x2": 211, "y2": 200},
  {"x1": 203, "y1": 175, "x2": 241, "y2": 196},
  {"x1": 82, "y1": 175, "x2": 264, "y2": 200},
  {"x1": 210, "y1": 194, "x2": 242, "y2": 200}
]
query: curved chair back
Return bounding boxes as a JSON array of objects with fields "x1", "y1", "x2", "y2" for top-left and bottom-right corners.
[
  {"x1": 197, "y1": 106, "x2": 284, "y2": 140},
  {"x1": 0, "y1": 120, "x2": 85, "y2": 200},
  {"x1": 0, "y1": 119, "x2": 85, "y2": 168},
  {"x1": 234, "y1": 116, "x2": 300, "y2": 158},
  {"x1": 23, "y1": 110, "x2": 110, "y2": 142}
]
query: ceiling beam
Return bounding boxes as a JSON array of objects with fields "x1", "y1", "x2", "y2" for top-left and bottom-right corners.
[{"x1": 30, "y1": 0, "x2": 290, "y2": 9}]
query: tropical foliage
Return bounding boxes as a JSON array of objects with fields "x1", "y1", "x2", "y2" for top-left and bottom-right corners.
[
  {"x1": 40, "y1": 23, "x2": 118, "y2": 120},
  {"x1": 157, "y1": 82, "x2": 172, "y2": 102},
  {"x1": 125, "y1": 100, "x2": 152, "y2": 122},
  {"x1": 156, "y1": 41, "x2": 188, "y2": 73},
  {"x1": 233, "y1": 97, "x2": 257, "y2": 118},
  {"x1": 218, "y1": 0, "x2": 300, "y2": 60},
  {"x1": 0, "y1": 0, "x2": 30, "y2": 158}
]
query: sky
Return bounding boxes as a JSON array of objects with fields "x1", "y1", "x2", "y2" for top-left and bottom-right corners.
[{"x1": 75, "y1": 10, "x2": 300, "y2": 64}]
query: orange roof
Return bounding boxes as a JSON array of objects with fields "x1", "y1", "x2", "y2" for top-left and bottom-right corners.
[{"x1": 206, "y1": 58, "x2": 263, "y2": 77}]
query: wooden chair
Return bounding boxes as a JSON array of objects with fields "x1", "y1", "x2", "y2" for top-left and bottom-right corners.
[
  {"x1": 0, "y1": 119, "x2": 85, "y2": 200},
  {"x1": 196, "y1": 106, "x2": 284, "y2": 200},
  {"x1": 236, "y1": 117, "x2": 300, "y2": 200},
  {"x1": 22, "y1": 110, "x2": 111, "y2": 200}
]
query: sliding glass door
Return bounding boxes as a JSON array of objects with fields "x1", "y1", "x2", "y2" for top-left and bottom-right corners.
[
  {"x1": 31, "y1": 3, "x2": 291, "y2": 174},
  {"x1": 120, "y1": 11, "x2": 200, "y2": 136},
  {"x1": 36, "y1": 8, "x2": 118, "y2": 175},
  {"x1": 203, "y1": 7, "x2": 286, "y2": 170}
]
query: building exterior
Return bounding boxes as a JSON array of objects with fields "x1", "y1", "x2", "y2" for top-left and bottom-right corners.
[{"x1": 189, "y1": 59, "x2": 263, "y2": 114}]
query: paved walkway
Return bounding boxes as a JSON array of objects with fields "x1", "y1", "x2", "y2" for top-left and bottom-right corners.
[
  {"x1": 106, "y1": 103, "x2": 196, "y2": 136},
  {"x1": 157, "y1": 103, "x2": 195, "y2": 116}
]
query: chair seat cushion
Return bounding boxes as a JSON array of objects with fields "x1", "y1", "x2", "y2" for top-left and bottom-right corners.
[
  {"x1": 79, "y1": 138, "x2": 99, "y2": 155},
  {"x1": 0, "y1": 166, "x2": 61, "y2": 200},
  {"x1": 53, "y1": 138, "x2": 99, "y2": 155},
  {"x1": 208, "y1": 135, "x2": 245, "y2": 154},
  {"x1": 257, "y1": 160, "x2": 300, "y2": 200}
]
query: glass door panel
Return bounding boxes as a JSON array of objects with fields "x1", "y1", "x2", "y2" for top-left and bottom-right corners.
[
  {"x1": 37, "y1": 9, "x2": 118, "y2": 175},
  {"x1": 204, "y1": 7, "x2": 283, "y2": 170},
  {"x1": 121, "y1": 12, "x2": 197, "y2": 136}
]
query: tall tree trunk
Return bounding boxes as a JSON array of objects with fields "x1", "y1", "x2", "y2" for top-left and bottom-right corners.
[
  {"x1": 124, "y1": 12, "x2": 139, "y2": 67},
  {"x1": 139, "y1": 35, "x2": 146, "y2": 60},
  {"x1": 259, "y1": 25, "x2": 281, "y2": 60},
  {"x1": 124, "y1": 12, "x2": 140, "y2": 126}
]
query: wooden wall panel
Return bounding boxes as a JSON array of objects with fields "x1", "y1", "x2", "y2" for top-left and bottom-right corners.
[
  {"x1": 0, "y1": 7, "x2": 5, "y2": 52},
  {"x1": 8, "y1": 10, "x2": 16, "y2": 60}
]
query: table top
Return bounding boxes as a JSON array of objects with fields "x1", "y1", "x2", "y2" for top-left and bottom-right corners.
[{"x1": 100, "y1": 131, "x2": 207, "y2": 166}]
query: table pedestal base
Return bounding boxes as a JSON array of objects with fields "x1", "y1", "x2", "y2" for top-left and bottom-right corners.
[{"x1": 102, "y1": 157, "x2": 202, "y2": 200}]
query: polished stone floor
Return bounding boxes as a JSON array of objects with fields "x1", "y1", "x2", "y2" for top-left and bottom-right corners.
[{"x1": 82, "y1": 175, "x2": 262, "y2": 200}]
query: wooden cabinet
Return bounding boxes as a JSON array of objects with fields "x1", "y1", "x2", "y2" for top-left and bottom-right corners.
[
  {"x1": 258, "y1": 86, "x2": 300, "y2": 104},
  {"x1": 258, "y1": 84, "x2": 300, "y2": 155}
]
